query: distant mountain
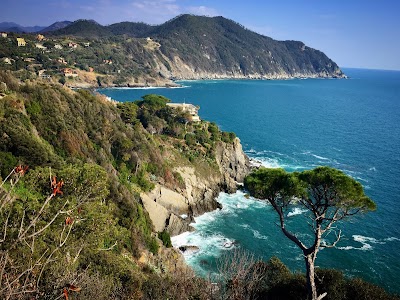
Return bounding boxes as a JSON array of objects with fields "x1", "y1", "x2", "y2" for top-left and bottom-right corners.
[
  {"x1": 40, "y1": 21, "x2": 73, "y2": 32},
  {"x1": 144, "y1": 14, "x2": 345, "y2": 79},
  {"x1": 3, "y1": 14, "x2": 344, "y2": 80},
  {"x1": 50, "y1": 19, "x2": 111, "y2": 37},
  {"x1": 107, "y1": 21, "x2": 153, "y2": 37},
  {"x1": 0, "y1": 22, "x2": 20, "y2": 30},
  {"x1": 0, "y1": 22, "x2": 45, "y2": 33}
]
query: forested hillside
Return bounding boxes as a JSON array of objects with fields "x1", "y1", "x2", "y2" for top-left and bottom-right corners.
[
  {"x1": 0, "y1": 71, "x2": 241, "y2": 298},
  {"x1": 0, "y1": 15, "x2": 345, "y2": 89}
]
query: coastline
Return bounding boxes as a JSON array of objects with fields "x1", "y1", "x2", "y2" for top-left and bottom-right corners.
[{"x1": 66, "y1": 72, "x2": 347, "y2": 90}]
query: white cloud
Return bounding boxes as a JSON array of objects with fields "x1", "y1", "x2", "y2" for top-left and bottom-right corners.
[
  {"x1": 131, "y1": 0, "x2": 181, "y2": 15},
  {"x1": 187, "y1": 5, "x2": 218, "y2": 16}
]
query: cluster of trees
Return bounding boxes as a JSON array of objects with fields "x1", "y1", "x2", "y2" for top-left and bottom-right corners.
[{"x1": 118, "y1": 94, "x2": 236, "y2": 165}]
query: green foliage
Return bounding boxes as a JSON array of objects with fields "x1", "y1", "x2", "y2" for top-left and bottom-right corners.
[
  {"x1": 221, "y1": 131, "x2": 236, "y2": 143},
  {"x1": 345, "y1": 278, "x2": 399, "y2": 300},
  {"x1": 245, "y1": 166, "x2": 376, "y2": 299},
  {"x1": 0, "y1": 151, "x2": 18, "y2": 178},
  {"x1": 297, "y1": 166, "x2": 377, "y2": 211},
  {"x1": 135, "y1": 94, "x2": 171, "y2": 110},
  {"x1": 225, "y1": 257, "x2": 399, "y2": 300},
  {"x1": 158, "y1": 230, "x2": 172, "y2": 248},
  {"x1": 147, "y1": 236, "x2": 160, "y2": 255},
  {"x1": 58, "y1": 76, "x2": 66, "y2": 85},
  {"x1": 244, "y1": 167, "x2": 301, "y2": 202},
  {"x1": 117, "y1": 101, "x2": 139, "y2": 125}
]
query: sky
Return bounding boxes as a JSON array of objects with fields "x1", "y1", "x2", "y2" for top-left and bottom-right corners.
[{"x1": 1, "y1": 0, "x2": 400, "y2": 70}]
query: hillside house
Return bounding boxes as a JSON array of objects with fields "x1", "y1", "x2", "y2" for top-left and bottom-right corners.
[
  {"x1": 38, "y1": 70, "x2": 51, "y2": 78},
  {"x1": 54, "y1": 44, "x2": 63, "y2": 50},
  {"x1": 57, "y1": 57, "x2": 67, "y2": 64},
  {"x1": 83, "y1": 42, "x2": 90, "y2": 47},
  {"x1": 166, "y1": 103, "x2": 200, "y2": 122},
  {"x1": 16, "y1": 38, "x2": 26, "y2": 46},
  {"x1": 35, "y1": 43, "x2": 47, "y2": 50},
  {"x1": 68, "y1": 42, "x2": 78, "y2": 48},
  {"x1": 36, "y1": 34, "x2": 45, "y2": 41},
  {"x1": 3, "y1": 58, "x2": 13, "y2": 65},
  {"x1": 1, "y1": 33, "x2": 7, "y2": 38},
  {"x1": 62, "y1": 68, "x2": 78, "y2": 77}
]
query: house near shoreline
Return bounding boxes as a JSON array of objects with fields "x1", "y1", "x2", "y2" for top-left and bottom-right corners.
[
  {"x1": 1, "y1": 33, "x2": 7, "y2": 38},
  {"x1": 166, "y1": 103, "x2": 200, "y2": 122}
]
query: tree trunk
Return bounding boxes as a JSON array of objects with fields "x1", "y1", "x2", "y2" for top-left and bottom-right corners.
[{"x1": 305, "y1": 254, "x2": 317, "y2": 300}]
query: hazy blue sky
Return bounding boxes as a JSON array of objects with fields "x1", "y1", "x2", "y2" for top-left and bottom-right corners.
[{"x1": 1, "y1": 0, "x2": 400, "y2": 70}]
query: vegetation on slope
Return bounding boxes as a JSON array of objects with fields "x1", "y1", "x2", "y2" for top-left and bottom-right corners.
[
  {"x1": 0, "y1": 71, "x2": 397, "y2": 299},
  {"x1": 0, "y1": 70, "x2": 237, "y2": 298},
  {"x1": 0, "y1": 14, "x2": 344, "y2": 89}
]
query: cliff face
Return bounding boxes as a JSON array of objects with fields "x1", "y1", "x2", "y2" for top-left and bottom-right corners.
[{"x1": 141, "y1": 137, "x2": 250, "y2": 236}]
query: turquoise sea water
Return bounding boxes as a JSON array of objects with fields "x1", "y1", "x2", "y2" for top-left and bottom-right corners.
[{"x1": 99, "y1": 69, "x2": 400, "y2": 293}]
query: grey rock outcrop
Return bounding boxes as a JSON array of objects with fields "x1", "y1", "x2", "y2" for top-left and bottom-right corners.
[{"x1": 141, "y1": 137, "x2": 251, "y2": 236}]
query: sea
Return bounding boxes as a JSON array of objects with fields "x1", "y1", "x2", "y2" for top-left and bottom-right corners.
[{"x1": 99, "y1": 68, "x2": 400, "y2": 293}]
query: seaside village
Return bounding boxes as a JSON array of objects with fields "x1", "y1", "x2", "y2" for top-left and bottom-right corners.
[
  {"x1": 0, "y1": 32, "x2": 151, "y2": 86},
  {"x1": 0, "y1": 33, "x2": 93, "y2": 81},
  {"x1": 0, "y1": 32, "x2": 201, "y2": 119}
]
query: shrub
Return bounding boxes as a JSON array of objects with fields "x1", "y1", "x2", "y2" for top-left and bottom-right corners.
[
  {"x1": 158, "y1": 230, "x2": 172, "y2": 248},
  {"x1": 147, "y1": 236, "x2": 159, "y2": 255}
]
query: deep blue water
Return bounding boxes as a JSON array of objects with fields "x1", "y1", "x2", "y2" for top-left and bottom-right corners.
[{"x1": 99, "y1": 69, "x2": 400, "y2": 293}]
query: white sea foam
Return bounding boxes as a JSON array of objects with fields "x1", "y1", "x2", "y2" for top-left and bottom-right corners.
[
  {"x1": 258, "y1": 157, "x2": 281, "y2": 168},
  {"x1": 287, "y1": 207, "x2": 308, "y2": 217},
  {"x1": 310, "y1": 154, "x2": 330, "y2": 161},
  {"x1": 252, "y1": 229, "x2": 269, "y2": 240},
  {"x1": 384, "y1": 237, "x2": 400, "y2": 242},
  {"x1": 109, "y1": 86, "x2": 166, "y2": 90},
  {"x1": 239, "y1": 224, "x2": 251, "y2": 230},
  {"x1": 172, "y1": 191, "x2": 270, "y2": 263},
  {"x1": 336, "y1": 234, "x2": 398, "y2": 251},
  {"x1": 354, "y1": 235, "x2": 385, "y2": 245},
  {"x1": 369, "y1": 167, "x2": 377, "y2": 171},
  {"x1": 171, "y1": 231, "x2": 231, "y2": 259}
]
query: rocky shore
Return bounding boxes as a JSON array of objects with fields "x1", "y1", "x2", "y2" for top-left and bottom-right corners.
[{"x1": 140, "y1": 137, "x2": 251, "y2": 236}]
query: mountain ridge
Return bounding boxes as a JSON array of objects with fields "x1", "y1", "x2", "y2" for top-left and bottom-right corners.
[
  {"x1": 47, "y1": 14, "x2": 344, "y2": 79},
  {"x1": 0, "y1": 21, "x2": 46, "y2": 33},
  {"x1": 0, "y1": 14, "x2": 345, "y2": 86}
]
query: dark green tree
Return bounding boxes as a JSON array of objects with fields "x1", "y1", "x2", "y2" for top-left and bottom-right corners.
[{"x1": 244, "y1": 166, "x2": 376, "y2": 300}]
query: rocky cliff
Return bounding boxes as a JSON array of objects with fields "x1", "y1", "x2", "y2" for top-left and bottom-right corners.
[{"x1": 141, "y1": 138, "x2": 250, "y2": 236}]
